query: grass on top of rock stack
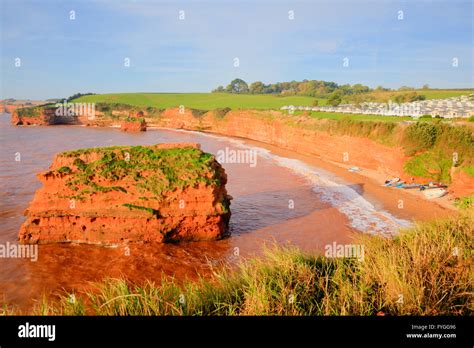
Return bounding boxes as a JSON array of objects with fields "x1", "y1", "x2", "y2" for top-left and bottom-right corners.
[
  {"x1": 27, "y1": 214, "x2": 473, "y2": 316},
  {"x1": 53, "y1": 145, "x2": 221, "y2": 201}
]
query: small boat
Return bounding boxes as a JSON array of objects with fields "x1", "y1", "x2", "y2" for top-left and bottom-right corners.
[
  {"x1": 423, "y1": 188, "x2": 447, "y2": 199},
  {"x1": 428, "y1": 182, "x2": 447, "y2": 188},
  {"x1": 396, "y1": 183, "x2": 420, "y2": 189},
  {"x1": 348, "y1": 166, "x2": 361, "y2": 173},
  {"x1": 384, "y1": 177, "x2": 400, "y2": 187}
]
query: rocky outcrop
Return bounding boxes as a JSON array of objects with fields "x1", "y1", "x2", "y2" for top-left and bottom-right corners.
[
  {"x1": 19, "y1": 143, "x2": 231, "y2": 245},
  {"x1": 11, "y1": 106, "x2": 117, "y2": 127},
  {"x1": 120, "y1": 119, "x2": 147, "y2": 132},
  {"x1": 11, "y1": 107, "x2": 56, "y2": 125}
]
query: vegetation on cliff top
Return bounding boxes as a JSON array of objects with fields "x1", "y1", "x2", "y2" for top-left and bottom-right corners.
[
  {"x1": 23, "y1": 214, "x2": 473, "y2": 315},
  {"x1": 296, "y1": 117, "x2": 473, "y2": 184},
  {"x1": 57, "y1": 145, "x2": 221, "y2": 201},
  {"x1": 15, "y1": 104, "x2": 55, "y2": 117},
  {"x1": 402, "y1": 122, "x2": 474, "y2": 183}
]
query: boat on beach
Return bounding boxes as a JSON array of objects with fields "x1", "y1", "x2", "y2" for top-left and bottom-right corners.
[
  {"x1": 422, "y1": 188, "x2": 447, "y2": 199},
  {"x1": 384, "y1": 178, "x2": 400, "y2": 187},
  {"x1": 396, "y1": 183, "x2": 420, "y2": 189}
]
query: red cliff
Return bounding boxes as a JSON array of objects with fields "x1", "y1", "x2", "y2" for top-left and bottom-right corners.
[
  {"x1": 120, "y1": 119, "x2": 147, "y2": 132},
  {"x1": 11, "y1": 107, "x2": 56, "y2": 125},
  {"x1": 148, "y1": 109, "x2": 473, "y2": 198},
  {"x1": 19, "y1": 143, "x2": 231, "y2": 245}
]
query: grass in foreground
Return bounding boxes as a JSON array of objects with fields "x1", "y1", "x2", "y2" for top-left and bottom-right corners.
[{"x1": 27, "y1": 214, "x2": 473, "y2": 316}]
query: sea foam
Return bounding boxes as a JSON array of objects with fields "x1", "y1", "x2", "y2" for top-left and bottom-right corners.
[{"x1": 172, "y1": 129, "x2": 411, "y2": 236}]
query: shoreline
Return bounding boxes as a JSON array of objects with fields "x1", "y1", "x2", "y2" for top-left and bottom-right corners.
[
  {"x1": 223, "y1": 134, "x2": 454, "y2": 222},
  {"x1": 152, "y1": 126, "x2": 453, "y2": 223}
]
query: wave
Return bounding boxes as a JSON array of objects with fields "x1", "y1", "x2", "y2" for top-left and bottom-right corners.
[{"x1": 172, "y1": 129, "x2": 411, "y2": 236}]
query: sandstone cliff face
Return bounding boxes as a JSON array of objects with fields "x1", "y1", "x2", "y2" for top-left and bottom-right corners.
[
  {"x1": 148, "y1": 109, "x2": 473, "y2": 197},
  {"x1": 154, "y1": 109, "x2": 408, "y2": 175},
  {"x1": 11, "y1": 108, "x2": 56, "y2": 125},
  {"x1": 120, "y1": 119, "x2": 147, "y2": 132},
  {"x1": 19, "y1": 143, "x2": 231, "y2": 245},
  {"x1": 11, "y1": 106, "x2": 119, "y2": 127}
]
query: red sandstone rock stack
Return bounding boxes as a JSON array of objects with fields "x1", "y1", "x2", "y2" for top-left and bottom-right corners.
[
  {"x1": 120, "y1": 111, "x2": 147, "y2": 132},
  {"x1": 11, "y1": 108, "x2": 56, "y2": 126},
  {"x1": 19, "y1": 143, "x2": 231, "y2": 245},
  {"x1": 120, "y1": 119, "x2": 147, "y2": 132}
]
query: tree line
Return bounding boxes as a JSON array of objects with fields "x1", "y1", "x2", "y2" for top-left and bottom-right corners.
[
  {"x1": 212, "y1": 79, "x2": 429, "y2": 106},
  {"x1": 212, "y1": 78, "x2": 386, "y2": 96}
]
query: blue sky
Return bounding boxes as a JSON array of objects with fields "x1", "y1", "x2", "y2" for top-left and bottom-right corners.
[{"x1": 1, "y1": 0, "x2": 472, "y2": 99}]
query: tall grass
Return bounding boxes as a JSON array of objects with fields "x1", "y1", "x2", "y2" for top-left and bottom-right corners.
[{"x1": 30, "y1": 215, "x2": 473, "y2": 316}]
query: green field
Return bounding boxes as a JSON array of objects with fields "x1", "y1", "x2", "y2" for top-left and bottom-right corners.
[
  {"x1": 74, "y1": 93, "x2": 323, "y2": 110},
  {"x1": 411, "y1": 89, "x2": 473, "y2": 99}
]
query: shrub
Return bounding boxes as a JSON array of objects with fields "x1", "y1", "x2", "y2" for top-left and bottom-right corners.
[
  {"x1": 404, "y1": 151, "x2": 452, "y2": 183},
  {"x1": 454, "y1": 196, "x2": 473, "y2": 209},
  {"x1": 57, "y1": 166, "x2": 72, "y2": 174},
  {"x1": 402, "y1": 122, "x2": 439, "y2": 155},
  {"x1": 328, "y1": 93, "x2": 342, "y2": 106},
  {"x1": 435, "y1": 124, "x2": 474, "y2": 167},
  {"x1": 463, "y1": 166, "x2": 474, "y2": 177},
  {"x1": 16, "y1": 107, "x2": 41, "y2": 118},
  {"x1": 392, "y1": 92, "x2": 426, "y2": 103},
  {"x1": 469, "y1": 115, "x2": 474, "y2": 122},
  {"x1": 190, "y1": 108, "x2": 208, "y2": 118},
  {"x1": 213, "y1": 107, "x2": 232, "y2": 119}
]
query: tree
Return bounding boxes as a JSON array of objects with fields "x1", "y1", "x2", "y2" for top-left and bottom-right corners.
[
  {"x1": 225, "y1": 78, "x2": 249, "y2": 94},
  {"x1": 422, "y1": 84, "x2": 430, "y2": 90},
  {"x1": 392, "y1": 92, "x2": 426, "y2": 103},
  {"x1": 65, "y1": 92, "x2": 96, "y2": 102},
  {"x1": 328, "y1": 92, "x2": 342, "y2": 106},
  {"x1": 312, "y1": 99, "x2": 319, "y2": 107},
  {"x1": 249, "y1": 81, "x2": 264, "y2": 94},
  {"x1": 212, "y1": 86, "x2": 225, "y2": 93},
  {"x1": 352, "y1": 84, "x2": 370, "y2": 94}
]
